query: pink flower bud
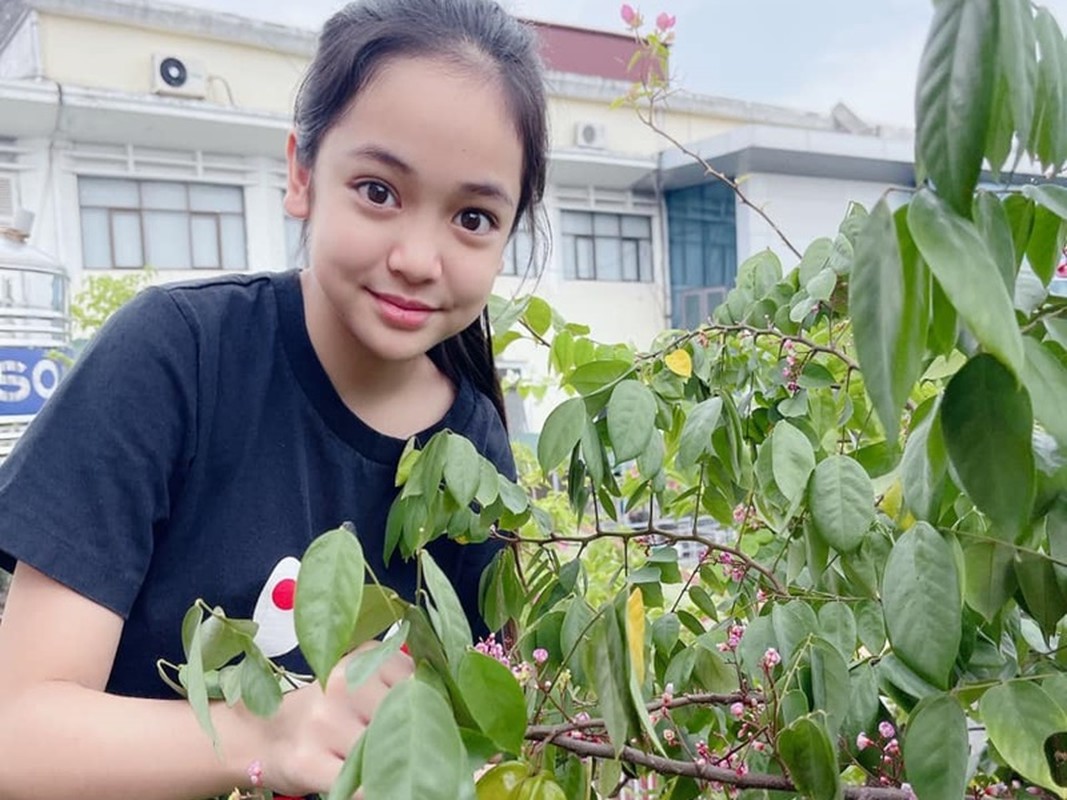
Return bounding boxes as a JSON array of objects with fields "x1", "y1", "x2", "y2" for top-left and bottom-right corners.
[
  {"x1": 620, "y1": 3, "x2": 638, "y2": 26},
  {"x1": 663, "y1": 728, "x2": 676, "y2": 743},
  {"x1": 730, "y1": 702, "x2": 744, "y2": 718},
  {"x1": 655, "y1": 11, "x2": 676, "y2": 30},
  {"x1": 878, "y1": 720, "x2": 896, "y2": 739},
  {"x1": 761, "y1": 647, "x2": 781, "y2": 669},
  {"x1": 533, "y1": 647, "x2": 549, "y2": 664},
  {"x1": 856, "y1": 732, "x2": 872, "y2": 750}
]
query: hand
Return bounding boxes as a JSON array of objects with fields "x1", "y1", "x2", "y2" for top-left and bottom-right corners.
[{"x1": 249, "y1": 641, "x2": 414, "y2": 797}]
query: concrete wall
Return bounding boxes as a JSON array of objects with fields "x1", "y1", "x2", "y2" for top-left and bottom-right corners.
[
  {"x1": 734, "y1": 173, "x2": 896, "y2": 265},
  {"x1": 37, "y1": 13, "x2": 305, "y2": 114}
]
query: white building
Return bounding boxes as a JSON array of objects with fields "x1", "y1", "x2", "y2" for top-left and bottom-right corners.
[{"x1": 0, "y1": 0, "x2": 924, "y2": 436}]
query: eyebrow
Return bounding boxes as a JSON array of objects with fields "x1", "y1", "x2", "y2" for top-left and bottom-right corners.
[{"x1": 345, "y1": 144, "x2": 516, "y2": 210}]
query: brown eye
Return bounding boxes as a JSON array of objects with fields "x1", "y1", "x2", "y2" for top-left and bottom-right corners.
[
  {"x1": 356, "y1": 181, "x2": 397, "y2": 207},
  {"x1": 456, "y1": 209, "x2": 494, "y2": 234}
]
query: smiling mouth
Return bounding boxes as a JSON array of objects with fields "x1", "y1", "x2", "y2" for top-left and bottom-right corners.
[{"x1": 369, "y1": 290, "x2": 438, "y2": 330}]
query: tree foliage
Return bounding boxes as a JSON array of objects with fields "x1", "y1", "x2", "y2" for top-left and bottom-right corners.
[{"x1": 172, "y1": 3, "x2": 1067, "y2": 799}]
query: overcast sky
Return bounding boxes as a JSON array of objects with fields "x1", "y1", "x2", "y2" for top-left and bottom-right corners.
[{"x1": 173, "y1": 0, "x2": 1067, "y2": 129}]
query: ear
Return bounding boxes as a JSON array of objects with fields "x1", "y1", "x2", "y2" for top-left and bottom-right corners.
[{"x1": 283, "y1": 130, "x2": 311, "y2": 220}]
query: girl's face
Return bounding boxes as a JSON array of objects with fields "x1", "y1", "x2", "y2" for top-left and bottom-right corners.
[{"x1": 284, "y1": 55, "x2": 523, "y2": 368}]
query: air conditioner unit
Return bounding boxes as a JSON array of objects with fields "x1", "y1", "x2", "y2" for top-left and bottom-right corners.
[
  {"x1": 151, "y1": 54, "x2": 207, "y2": 99},
  {"x1": 0, "y1": 175, "x2": 15, "y2": 228},
  {"x1": 574, "y1": 121, "x2": 607, "y2": 149}
]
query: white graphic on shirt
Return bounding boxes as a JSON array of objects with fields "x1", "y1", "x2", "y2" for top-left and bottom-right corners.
[{"x1": 252, "y1": 556, "x2": 301, "y2": 658}]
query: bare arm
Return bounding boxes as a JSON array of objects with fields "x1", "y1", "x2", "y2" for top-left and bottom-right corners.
[{"x1": 0, "y1": 563, "x2": 410, "y2": 800}]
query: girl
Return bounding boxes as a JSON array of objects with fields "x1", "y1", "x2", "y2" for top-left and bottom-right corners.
[{"x1": 0, "y1": 0, "x2": 547, "y2": 797}]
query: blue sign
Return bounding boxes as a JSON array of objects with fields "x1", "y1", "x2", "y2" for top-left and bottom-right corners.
[{"x1": 0, "y1": 347, "x2": 64, "y2": 417}]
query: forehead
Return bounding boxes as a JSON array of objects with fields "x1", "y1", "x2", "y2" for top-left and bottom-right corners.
[{"x1": 323, "y1": 56, "x2": 524, "y2": 200}]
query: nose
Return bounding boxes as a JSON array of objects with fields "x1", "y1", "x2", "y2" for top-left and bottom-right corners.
[{"x1": 385, "y1": 218, "x2": 443, "y2": 284}]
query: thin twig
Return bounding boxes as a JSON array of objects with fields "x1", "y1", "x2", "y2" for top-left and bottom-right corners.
[{"x1": 524, "y1": 728, "x2": 910, "y2": 799}]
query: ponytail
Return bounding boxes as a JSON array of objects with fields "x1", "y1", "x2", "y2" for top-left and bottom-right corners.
[{"x1": 429, "y1": 308, "x2": 508, "y2": 431}]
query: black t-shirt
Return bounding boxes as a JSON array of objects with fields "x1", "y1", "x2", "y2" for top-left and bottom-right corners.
[{"x1": 0, "y1": 271, "x2": 511, "y2": 698}]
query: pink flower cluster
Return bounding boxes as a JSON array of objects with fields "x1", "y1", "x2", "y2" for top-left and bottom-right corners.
[
  {"x1": 781, "y1": 339, "x2": 800, "y2": 394},
  {"x1": 474, "y1": 633, "x2": 540, "y2": 684},
  {"x1": 694, "y1": 740, "x2": 748, "y2": 797},
  {"x1": 718, "y1": 551, "x2": 746, "y2": 582},
  {"x1": 761, "y1": 647, "x2": 781, "y2": 671},
  {"x1": 717, "y1": 623, "x2": 746, "y2": 653},
  {"x1": 620, "y1": 5, "x2": 676, "y2": 33}
]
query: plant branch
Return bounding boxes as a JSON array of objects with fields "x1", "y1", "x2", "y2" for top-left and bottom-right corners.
[
  {"x1": 511, "y1": 526, "x2": 785, "y2": 594},
  {"x1": 632, "y1": 105, "x2": 802, "y2": 260},
  {"x1": 525, "y1": 727, "x2": 910, "y2": 799}
]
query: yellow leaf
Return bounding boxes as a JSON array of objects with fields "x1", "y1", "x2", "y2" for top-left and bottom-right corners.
[
  {"x1": 665, "y1": 349, "x2": 692, "y2": 378},
  {"x1": 625, "y1": 588, "x2": 646, "y2": 684}
]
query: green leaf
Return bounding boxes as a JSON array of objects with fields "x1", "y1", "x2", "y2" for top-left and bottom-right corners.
[
  {"x1": 677, "y1": 397, "x2": 723, "y2": 470},
  {"x1": 881, "y1": 522, "x2": 961, "y2": 689},
  {"x1": 777, "y1": 715, "x2": 843, "y2": 800},
  {"x1": 1025, "y1": 184, "x2": 1067, "y2": 221},
  {"x1": 842, "y1": 662, "x2": 880, "y2": 746},
  {"x1": 807, "y1": 637, "x2": 851, "y2": 736},
  {"x1": 901, "y1": 400, "x2": 948, "y2": 523},
  {"x1": 799, "y1": 238, "x2": 833, "y2": 285},
  {"x1": 606, "y1": 381, "x2": 657, "y2": 462},
  {"x1": 239, "y1": 646, "x2": 282, "y2": 718},
  {"x1": 348, "y1": 585, "x2": 405, "y2": 651},
  {"x1": 1015, "y1": 550, "x2": 1067, "y2": 639},
  {"x1": 346, "y1": 623, "x2": 409, "y2": 690},
  {"x1": 1023, "y1": 338, "x2": 1067, "y2": 449},
  {"x1": 941, "y1": 354, "x2": 1035, "y2": 540},
  {"x1": 184, "y1": 610, "x2": 217, "y2": 746},
  {"x1": 327, "y1": 734, "x2": 366, "y2": 800},
  {"x1": 1005, "y1": 194, "x2": 1036, "y2": 267},
  {"x1": 850, "y1": 202, "x2": 928, "y2": 443},
  {"x1": 807, "y1": 456, "x2": 875, "y2": 554},
  {"x1": 295, "y1": 526, "x2": 366, "y2": 687},
  {"x1": 198, "y1": 610, "x2": 256, "y2": 672},
  {"x1": 1030, "y1": 9, "x2": 1067, "y2": 170},
  {"x1": 581, "y1": 418, "x2": 605, "y2": 487},
  {"x1": 420, "y1": 550, "x2": 473, "y2": 672},
  {"x1": 523, "y1": 296, "x2": 552, "y2": 337},
  {"x1": 566, "y1": 359, "x2": 632, "y2": 396},
  {"x1": 456, "y1": 650, "x2": 527, "y2": 754},
  {"x1": 904, "y1": 693, "x2": 969, "y2": 800},
  {"x1": 963, "y1": 542, "x2": 1017, "y2": 622},
  {"x1": 981, "y1": 681, "x2": 1067, "y2": 794},
  {"x1": 361, "y1": 679, "x2": 464, "y2": 800},
  {"x1": 855, "y1": 600, "x2": 886, "y2": 655},
  {"x1": 1000, "y1": 0, "x2": 1038, "y2": 150},
  {"x1": 974, "y1": 192, "x2": 1017, "y2": 292},
  {"x1": 914, "y1": 0, "x2": 998, "y2": 217},
  {"x1": 443, "y1": 434, "x2": 480, "y2": 508},
  {"x1": 772, "y1": 601, "x2": 818, "y2": 667},
  {"x1": 771, "y1": 422, "x2": 816, "y2": 505},
  {"x1": 582, "y1": 607, "x2": 633, "y2": 755},
  {"x1": 537, "y1": 398, "x2": 586, "y2": 476},
  {"x1": 806, "y1": 267, "x2": 837, "y2": 302},
  {"x1": 818, "y1": 602, "x2": 856, "y2": 661},
  {"x1": 909, "y1": 189, "x2": 1024, "y2": 373},
  {"x1": 1023, "y1": 189, "x2": 1067, "y2": 284}
]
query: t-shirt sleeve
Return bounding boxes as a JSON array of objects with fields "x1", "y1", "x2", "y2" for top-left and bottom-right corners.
[{"x1": 0, "y1": 287, "x2": 198, "y2": 618}]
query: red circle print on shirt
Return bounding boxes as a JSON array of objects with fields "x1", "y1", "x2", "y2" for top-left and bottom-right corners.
[{"x1": 272, "y1": 578, "x2": 296, "y2": 611}]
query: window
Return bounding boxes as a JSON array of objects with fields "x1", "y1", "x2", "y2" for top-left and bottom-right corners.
[
  {"x1": 501, "y1": 226, "x2": 535, "y2": 277},
  {"x1": 561, "y1": 210, "x2": 652, "y2": 282},
  {"x1": 79, "y1": 177, "x2": 247, "y2": 270}
]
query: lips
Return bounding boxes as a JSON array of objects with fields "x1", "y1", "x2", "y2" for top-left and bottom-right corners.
[
  {"x1": 369, "y1": 289, "x2": 438, "y2": 330},
  {"x1": 373, "y1": 291, "x2": 436, "y2": 312}
]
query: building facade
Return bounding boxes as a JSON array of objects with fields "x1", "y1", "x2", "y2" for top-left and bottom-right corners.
[{"x1": 0, "y1": 0, "x2": 923, "y2": 436}]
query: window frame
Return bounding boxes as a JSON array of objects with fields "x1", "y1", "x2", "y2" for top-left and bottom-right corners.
[
  {"x1": 78, "y1": 177, "x2": 248, "y2": 271},
  {"x1": 560, "y1": 209, "x2": 653, "y2": 283}
]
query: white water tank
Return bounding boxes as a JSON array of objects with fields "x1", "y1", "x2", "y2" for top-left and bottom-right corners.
[{"x1": 0, "y1": 212, "x2": 69, "y2": 459}]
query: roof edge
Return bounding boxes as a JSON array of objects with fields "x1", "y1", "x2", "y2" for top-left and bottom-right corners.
[{"x1": 24, "y1": 0, "x2": 316, "y2": 55}]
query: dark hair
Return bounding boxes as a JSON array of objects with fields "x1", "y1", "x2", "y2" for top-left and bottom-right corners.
[{"x1": 294, "y1": 0, "x2": 549, "y2": 429}]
